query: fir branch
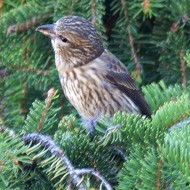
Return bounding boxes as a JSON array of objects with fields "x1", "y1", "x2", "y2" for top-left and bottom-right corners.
[
  {"x1": 20, "y1": 78, "x2": 28, "y2": 114},
  {"x1": 171, "y1": 14, "x2": 189, "y2": 33},
  {"x1": 170, "y1": 20, "x2": 180, "y2": 33},
  {"x1": 156, "y1": 159, "x2": 163, "y2": 190},
  {"x1": 120, "y1": 0, "x2": 141, "y2": 75},
  {"x1": 0, "y1": 0, "x2": 3, "y2": 15},
  {"x1": 75, "y1": 169, "x2": 112, "y2": 190},
  {"x1": 23, "y1": 133, "x2": 113, "y2": 189},
  {"x1": 7, "y1": 13, "x2": 53, "y2": 34},
  {"x1": 128, "y1": 29, "x2": 141, "y2": 74},
  {"x1": 23, "y1": 133, "x2": 87, "y2": 190},
  {"x1": 36, "y1": 88, "x2": 56, "y2": 132},
  {"x1": 90, "y1": 0, "x2": 97, "y2": 25},
  {"x1": 7, "y1": 64, "x2": 49, "y2": 75},
  {"x1": 179, "y1": 49, "x2": 187, "y2": 87}
]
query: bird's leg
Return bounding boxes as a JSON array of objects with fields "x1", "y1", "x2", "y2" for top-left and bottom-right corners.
[{"x1": 83, "y1": 118, "x2": 98, "y2": 137}]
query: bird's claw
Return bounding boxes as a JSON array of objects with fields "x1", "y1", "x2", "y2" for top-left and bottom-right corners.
[{"x1": 105, "y1": 124, "x2": 122, "y2": 134}]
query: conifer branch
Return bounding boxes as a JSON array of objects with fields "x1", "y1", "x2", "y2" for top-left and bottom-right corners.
[
  {"x1": 0, "y1": 0, "x2": 3, "y2": 14},
  {"x1": 90, "y1": 0, "x2": 97, "y2": 25},
  {"x1": 179, "y1": 49, "x2": 187, "y2": 87},
  {"x1": 20, "y1": 34, "x2": 28, "y2": 114},
  {"x1": 23, "y1": 133, "x2": 112, "y2": 190},
  {"x1": 120, "y1": 0, "x2": 141, "y2": 75},
  {"x1": 23, "y1": 133, "x2": 87, "y2": 190},
  {"x1": 156, "y1": 159, "x2": 163, "y2": 190},
  {"x1": 7, "y1": 64, "x2": 49, "y2": 75},
  {"x1": 36, "y1": 88, "x2": 55, "y2": 132},
  {"x1": 170, "y1": 20, "x2": 180, "y2": 33},
  {"x1": 7, "y1": 13, "x2": 53, "y2": 34},
  {"x1": 75, "y1": 169, "x2": 112, "y2": 190}
]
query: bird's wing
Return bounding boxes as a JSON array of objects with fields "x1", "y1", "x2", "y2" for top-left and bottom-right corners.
[
  {"x1": 106, "y1": 71, "x2": 138, "y2": 90},
  {"x1": 104, "y1": 71, "x2": 152, "y2": 117},
  {"x1": 92, "y1": 49, "x2": 152, "y2": 116}
]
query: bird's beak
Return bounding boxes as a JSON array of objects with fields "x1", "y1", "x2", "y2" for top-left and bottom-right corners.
[{"x1": 36, "y1": 24, "x2": 56, "y2": 38}]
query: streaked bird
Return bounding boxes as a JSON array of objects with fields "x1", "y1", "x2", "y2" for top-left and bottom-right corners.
[{"x1": 36, "y1": 16, "x2": 151, "y2": 133}]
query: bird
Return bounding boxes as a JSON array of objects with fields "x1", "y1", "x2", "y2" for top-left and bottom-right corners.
[{"x1": 36, "y1": 16, "x2": 151, "y2": 134}]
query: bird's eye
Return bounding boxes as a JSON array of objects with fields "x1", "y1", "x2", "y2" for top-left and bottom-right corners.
[{"x1": 59, "y1": 35, "x2": 68, "y2": 43}]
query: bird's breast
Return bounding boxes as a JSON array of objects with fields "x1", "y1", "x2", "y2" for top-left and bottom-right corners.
[
  {"x1": 58, "y1": 65, "x2": 140, "y2": 120},
  {"x1": 59, "y1": 67, "x2": 104, "y2": 119}
]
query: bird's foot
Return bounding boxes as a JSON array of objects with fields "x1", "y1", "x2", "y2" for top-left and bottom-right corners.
[{"x1": 105, "y1": 124, "x2": 122, "y2": 135}]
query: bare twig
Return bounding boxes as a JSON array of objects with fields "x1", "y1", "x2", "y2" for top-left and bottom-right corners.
[
  {"x1": 120, "y1": 0, "x2": 141, "y2": 75},
  {"x1": 23, "y1": 133, "x2": 87, "y2": 190},
  {"x1": 75, "y1": 168, "x2": 112, "y2": 190},
  {"x1": 36, "y1": 88, "x2": 55, "y2": 132},
  {"x1": 179, "y1": 49, "x2": 187, "y2": 87},
  {"x1": 7, "y1": 13, "x2": 53, "y2": 34}
]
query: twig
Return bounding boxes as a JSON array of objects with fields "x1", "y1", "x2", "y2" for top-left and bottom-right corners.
[
  {"x1": 0, "y1": 0, "x2": 3, "y2": 15},
  {"x1": 156, "y1": 159, "x2": 163, "y2": 190},
  {"x1": 90, "y1": 0, "x2": 97, "y2": 26},
  {"x1": 7, "y1": 64, "x2": 49, "y2": 75},
  {"x1": 23, "y1": 133, "x2": 87, "y2": 190},
  {"x1": 120, "y1": 0, "x2": 141, "y2": 75},
  {"x1": 20, "y1": 78, "x2": 28, "y2": 114},
  {"x1": 36, "y1": 88, "x2": 55, "y2": 132},
  {"x1": 20, "y1": 29, "x2": 28, "y2": 114},
  {"x1": 170, "y1": 20, "x2": 180, "y2": 33},
  {"x1": 7, "y1": 13, "x2": 53, "y2": 34},
  {"x1": 171, "y1": 14, "x2": 189, "y2": 33},
  {"x1": 179, "y1": 49, "x2": 187, "y2": 87},
  {"x1": 75, "y1": 168, "x2": 113, "y2": 190}
]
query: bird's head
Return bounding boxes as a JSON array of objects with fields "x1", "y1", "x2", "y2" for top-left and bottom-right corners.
[{"x1": 36, "y1": 16, "x2": 104, "y2": 68}]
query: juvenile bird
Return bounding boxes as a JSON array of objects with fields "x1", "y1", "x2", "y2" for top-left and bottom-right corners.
[{"x1": 36, "y1": 16, "x2": 151, "y2": 133}]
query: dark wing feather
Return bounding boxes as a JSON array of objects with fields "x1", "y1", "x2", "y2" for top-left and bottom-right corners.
[{"x1": 105, "y1": 71, "x2": 152, "y2": 117}]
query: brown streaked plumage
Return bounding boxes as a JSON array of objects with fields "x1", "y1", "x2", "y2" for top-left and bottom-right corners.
[{"x1": 36, "y1": 16, "x2": 151, "y2": 133}]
